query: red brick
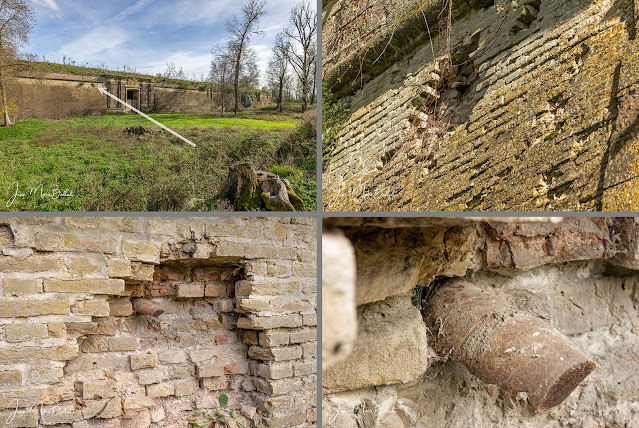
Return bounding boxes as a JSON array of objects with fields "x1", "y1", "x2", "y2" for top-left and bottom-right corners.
[
  {"x1": 193, "y1": 267, "x2": 222, "y2": 281},
  {"x1": 215, "y1": 333, "x2": 233, "y2": 345},
  {"x1": 225, "y1": 362, "x2": 248, "y2": 375},
  {"x1": 159, "y1": 266, "x2": 187, "y2": 281},
  {"x1": 204, "y1": 283, "x2": 227, "y2": 297},
  {"x1": 144, "y1": 282, "x2": 175, "y2": 297}
]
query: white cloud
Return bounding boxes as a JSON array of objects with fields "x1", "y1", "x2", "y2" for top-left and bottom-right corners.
[
  {"x1": 139, "y1": 51, "x2": 212, "y2": 77},
  {"x1": 108, "y1": 0, "x2": 153, "y2": 23},
  {"x1": 56, "y1": 26, "x2": 130, "y2": 61},
  {"x1": 32, "y1": 0, "x2": 60, "y2": 12}
]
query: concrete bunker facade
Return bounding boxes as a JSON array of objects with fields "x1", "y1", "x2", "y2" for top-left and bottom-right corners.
[{"x1": 0, "y1": 217, "x2": 316, "y2": 427}]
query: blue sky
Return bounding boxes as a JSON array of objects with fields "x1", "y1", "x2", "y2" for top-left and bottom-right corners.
[{"x1": 27, "y1": 0, "x2": 310, "y2": 85}]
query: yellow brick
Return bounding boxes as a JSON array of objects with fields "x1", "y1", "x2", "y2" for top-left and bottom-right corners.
[{"x1": 43, "y1": 279, "x2": 124, "y2": 294}]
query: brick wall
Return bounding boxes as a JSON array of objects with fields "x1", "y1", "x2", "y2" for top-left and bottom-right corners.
[
  {"x1": 0, "y1": 217, "x2": 316, "y2": 428},
  {"x1": 323, "y1": 0, "x2": 639, "y2": 211}
]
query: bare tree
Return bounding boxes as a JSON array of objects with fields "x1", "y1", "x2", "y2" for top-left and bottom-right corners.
[
  {"x1": 284, "y1": 0, "x2": 316, "y2": 113},
  {"x1": 0, "y1": 0, "x2": 34, "y2": 126},
  {"x1": 226, "y1": 0, "x2": 266, "y2": 114},
  {"x1": 209, "y1": 45, "x2": 235, "y2": 113},
  {"x1": 266, "y1": 32, "x2": 289, "y2": 112}
]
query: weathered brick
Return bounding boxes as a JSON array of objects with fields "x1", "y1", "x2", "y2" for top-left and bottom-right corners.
[
  {"x1": 73, "y1": 300, "x2": 110, "y2": 316},
  {"x1": 64, "y1": 354, "x2": 128, "y2": 373},
  {"x1": 243, "y1": 331, "x2": 259, "y2": 345},
  {"x1": 0, "y1": 370, "x2": 21, "y2": 386},
  {"x1": 214, "y1": 333, "x2": 235, "y2": 345},
  {"x1": 44, "y1": 279, "x2": 124, "y2": 294},
  {"x1": 289, "y1": 329, "x2": 316, "y2": 344},
  {"x1": 0, "y1": 343, "x2": 78, "y2": 364},
  {"x1": 174, "y1": 379, "x2": 199, "y2": 396},
  {"x1": 81, "y1": 335, "x2": 109, "y2": 352},
  {"x1": 238, "y1": 298, "x2": 271, "y2": 313},
  {"x1": 192, "y1": 267, "x2": 222, "y2": 281},
  {"x1": 0, "y1": 299, "x2": 69, "y2": 318},
  {"x1": 201, "y1": 376, "x2": 228, "y2": 391},
  {"x1": 5, "y1": 323, "x2": 47, "y2": 342},
  {"x1": 248, "y1": 345, "x2": 303, "y2": 361},
  {"x1": 121, "y1": 408, "x2": 151, "y2": 427},
  {"x1": 131, "y1": 262, "x2": 155, "y2": 281},
  {"x1": 68, "y1": 256, "x2": 104, "y2": 276},
  {"x1": 177, "y1": 283, "x2": 204, "y2": 298},
  {"x1": 83, "y1": 380, "x2": 118, "y2": 400},
  {"x1": 0, "y1": 254, "x2": 63, "y2": 273},
  {"x1": 159, "y1": 266, "x2": 188, "y2": 281},
  {"x1": 204, "y1": 282, "x2": 227, "y2": 297},
  {"x1": 301, "y1": 342, "x2": 317, "y2": 359},
  {"x1": 257, "y1": 362, "x2": 294, "y2": 380},
  {"x1": 147, "y1": 383, "x2": 174, "y2": 398},
  {"x1": 28, "y1": 366, "x2": 63, "y2": 385},
  {"x1": 123, "y1": 395, "x2": 155, "y2": 410},
  {"x1": 144, "y1": 282, "x2": 175, "y2": 297},
  {"x1": 259, "y1": 331, "x2": 290, "y2": 347},
  {"x1": 34, "y1": 231, "x2": 117, "y2": 253},
  {"x1": 254, "y1": 378, "x2": 302, "y2": 395},
  {"x1": 3, "y1": 278, "x2": 42, "y2": 295},
  {"x1": 196, "y1": 363, "x2": 224, "y2": 378},
  {"x1": 109, "y1": 299, "x2": 133, "y2": 316},
  {"x1": 0, "y1": 388, "x2": 44, "y2": 409},
  {"x1": 293, "y1": 360, "x2": 317, "y2": 376},
  {"x1": 225, "y1": 362, "x2": 249, "y2": 375},
  {"x1": 66, "y1": 217, "x2": 142, "y2": 233},
  {"x1": 108, "y1": 337, "x2": 138, "y2": 351},
  {"x1": 122, "y1": 241, "x2": 160, "y2": 264},
  {"x1": 137, "y1": 370, "x2": 167, "y2": 385},
  {"x1": 238, "y1": 314, "x2": 302, "y2": 330},
  {"x1": 303, "y1": 313, "x2": 317, "y2": 326},
  {"x1": 107, "y1": 258, "x2": 132, "y2": 278},
  {"x1": 130, "y1": 353, "x2": 159, "y2": 370},
  {"x1": 189, "y1": 349, "x2": 216, "y2": 363},
  {"x1": 0, "y1": 408, "x2": 38, "y2": 427},
  {"x1": 158, "y1": 350, "x2": 187, "y2": 364},
  {"x1": 235, "y1": 279, "x2": 299, "y2": 297},
  {"x1": 47, "y1": 322, "x2": 66, "y2": 338}
]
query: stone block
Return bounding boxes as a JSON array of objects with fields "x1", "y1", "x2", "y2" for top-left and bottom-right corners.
[
  {"x1": 0, "y1": 408, "x2": 38, "y2": 427},
  {"x1": 259, "y1": 330, "x2": 290, "y2": 347},
  {"x1": 196, "y1": 363, "x2": 224, "y2": 378},
  {"x1": 130, "y1": 353, "x2": 159, "y2": 370},
  {"x1": 147, "y1": 383, "x2": 174, "y2": 398},
  {"x1": 43, "y1": 279, "x2": 124, "y2": 294},
  {"x1": 109, "y1": 299, "x2": 133, "y2": 316},
  {"x1": 177, "y1": 283, "x2": 204, "y2": 298},
  {"x1": 83, "y1": 380, "x2": 118, "y2": 400},
  {"x1": 189, "y1": 349, "x2": 217, "y2": 363},
  {"x1": 174, "y1": 379, "x2": 199, "y2": 396},
  {"x1": 106, "y1": 258, "x2": 132, "y2": 278},
  {"x1": 201, "y1": 376, "x2": 228, "y2": 391},
  {"x1": 40, "y1": 401, "x2": 82, "y2": 425},
  {"x1": 122, "y1": 241, "x2": 160, "y2": 264},
  {"x1": 5, "y1": 323, "x2": 47, "y2": 342},
  {"x1": 248, "y1": 345, "x2": 303, "y2": 361},
  {"x1": 108, "y1": 337, "x2": 137, "y2": 351},
  {"x1": 73, "y1": 299, "x2": 110, "y2": 316},
  {"x1": 257, "y1": 362, "x2": 293, "y2": 380},
  {"x1": 28, "y1": 366, "x2": 63, "y2": 385},
  {"x1": 0, "y1": 343, "x2": 78, "y2": 364},
  {"x1": 323, "y1": 295, "x2": 429, "y2": 393},
  {"x1": 3, "y1": 278, "x2": 42, "y2": 295},
  {"x1": 131, "y1": 262, "x2": 155, "y2": 281},
  {"x1": 137, "y1": 370, "x2": 167, "y2": 385},
  {"x1": 0, "y1": 370, "x2": 21, "y2": 386},
  {"x1": 0, "y1": 299, "x2": 69, "y2": 318}
]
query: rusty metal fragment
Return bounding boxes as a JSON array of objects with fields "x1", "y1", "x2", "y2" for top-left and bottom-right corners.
[
  {"x1": 424, "y1": 278, "x2": 596, "y2": 410},
  {"x1": 132, "y1": 299, "x2": 165, "y2": 317}
]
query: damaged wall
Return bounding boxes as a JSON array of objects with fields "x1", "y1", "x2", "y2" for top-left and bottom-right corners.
[
  {"x1": 322, "y1": 217, "x2": 639, "y2": 427},
  {"x1": 322, "y1": 0, "x2": 639, "y2": 211},
  {"x1": 0, "y1": 217, "x2": 316, "y2": 428}
]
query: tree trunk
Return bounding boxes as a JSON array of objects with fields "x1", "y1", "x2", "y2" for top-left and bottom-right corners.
[
  {"x1": 0, "y1": 39, "x2": 13, "y2": 127},
  {"x1": 234, "y1": 43, "x2": 243, "y2": 115},
  {"x1": 278, "y1": 77, "x2": 284, "y2": 113}
]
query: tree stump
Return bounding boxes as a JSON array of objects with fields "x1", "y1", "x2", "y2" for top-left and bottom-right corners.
[{"x1": 219, "y1": 162, "x2": 307, "y2": 211}]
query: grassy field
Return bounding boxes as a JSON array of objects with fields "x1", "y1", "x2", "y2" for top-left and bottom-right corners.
[{"x1": 0, "y1": 108, "x2": 316, "y2": 211}]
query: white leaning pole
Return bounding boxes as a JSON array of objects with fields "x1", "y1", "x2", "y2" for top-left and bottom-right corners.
[{"x1": 97, "y1": 86, "x2": 197, "y2": 147}]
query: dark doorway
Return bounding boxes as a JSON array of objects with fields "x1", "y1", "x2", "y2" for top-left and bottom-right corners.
[{"x1": 126, "y1": 89, "x2": 140, "y2": 111}]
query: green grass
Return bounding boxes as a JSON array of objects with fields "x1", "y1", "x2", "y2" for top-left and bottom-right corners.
[{"x1": 0, "y1": 111, "x2": 315, "y2": 211}]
